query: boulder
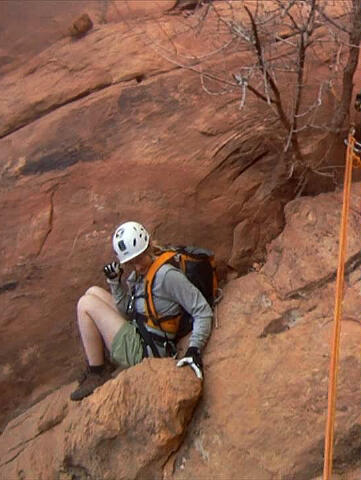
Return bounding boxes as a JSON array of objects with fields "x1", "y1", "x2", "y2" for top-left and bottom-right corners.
[
  {"x1": 68, "y1": 13, "x2": 94, "y2": 39},
  {"x1": 0, "y1": 358, "x2": 201, "y2": 480}
]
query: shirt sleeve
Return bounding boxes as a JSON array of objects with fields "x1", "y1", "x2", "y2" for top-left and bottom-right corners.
[
  {"x1": 161, "y1": 268, "x2": 213, "y2": 351},
  {"x1": 106, "y1": 278, "x2": 131, "y2": 316}
]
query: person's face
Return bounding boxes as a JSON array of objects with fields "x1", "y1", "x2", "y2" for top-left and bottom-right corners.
[{"x1": 125, "y1": 251, "x2": 153, "y2": 276}]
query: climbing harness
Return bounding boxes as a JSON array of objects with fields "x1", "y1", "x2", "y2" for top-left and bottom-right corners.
[{"x1": 323, "y1": 128, "x2": 361, "y2": 480}]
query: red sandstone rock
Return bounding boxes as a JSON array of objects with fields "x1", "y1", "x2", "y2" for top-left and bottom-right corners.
[
  {"x1": 0, "y1": 13, "x2": 291, "y2": 430},
  {"x1": 0, "y1": 359, "x2": 201, "y2": 480},
  {"x1": 166, "y1": 185, "x2": 361, "y2": 480},
  {"x1": 0, "y1": 0, "x2": 175, "y2": 75},
  {"x1": 0, "y1": 185, "x2": 360, "y2": 479},
  {"x1": 69, "y1": 13, "x2": 93, "y2": 38},
  {"x1": 0, "y1": 4, "x2": 360, "y2": 478},
  {"x1": 263, "y1": 188, "x2": 361, "y2": 298}
]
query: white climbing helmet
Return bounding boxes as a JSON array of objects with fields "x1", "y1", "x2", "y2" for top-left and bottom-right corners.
[{"x1": 112, "y1": 221, "x2": 150, "y2": 263}]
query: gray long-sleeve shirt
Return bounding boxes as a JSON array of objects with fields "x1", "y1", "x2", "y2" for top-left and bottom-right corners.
[{"x1": 107, "y1": 264, "x2": 212, "y2": 351}]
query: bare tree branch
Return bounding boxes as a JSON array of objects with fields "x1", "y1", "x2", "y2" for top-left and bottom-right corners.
[
  {"x1": 134, "y1": 0, "x2": 360, "y2": 184},
  {"x1": 331, "y1": 0, "x2": 361, "y2": 131},
  {"x1": 243, "y1": 4, "x2": 308, "y2": 161},
  {"x1": 315, "y1": 4, "x2": 351, "y2": 34}
]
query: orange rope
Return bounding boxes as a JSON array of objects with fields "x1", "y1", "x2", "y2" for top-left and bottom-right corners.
[{"x1": 322, "y1": 131, "x2": 360, "y2": 480}]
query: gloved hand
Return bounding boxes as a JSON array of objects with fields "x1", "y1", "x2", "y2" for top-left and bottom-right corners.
[
  {"x1": 176, "y1": 347, "x2": 203, "y2": 380},
  {"x1": 103, "y1": 262, "x2": 123, "y2": 280}
]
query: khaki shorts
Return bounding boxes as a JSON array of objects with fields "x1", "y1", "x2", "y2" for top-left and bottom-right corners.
[{"x1": 111, "y1": 322, "x2": 144, "y2": 369}]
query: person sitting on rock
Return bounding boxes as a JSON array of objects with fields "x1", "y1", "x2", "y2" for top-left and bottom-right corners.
[{"x1": 70, "y1": 221, "x2": 213, "y2": 401}]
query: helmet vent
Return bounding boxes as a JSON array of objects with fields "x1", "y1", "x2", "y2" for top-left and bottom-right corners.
[
  {"x1": 117, "y1": 240, "x2": 126, "y2": 252},
  {"x1": 133, "y1": 239, "x2": 136, "y2": 247}
]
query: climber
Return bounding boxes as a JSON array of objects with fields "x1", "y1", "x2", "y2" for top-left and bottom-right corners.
[{"x1": 70, "y1": 221, "x2": 213, "y2": 401}]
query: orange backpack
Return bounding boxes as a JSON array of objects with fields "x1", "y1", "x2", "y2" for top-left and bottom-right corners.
[{"x1": 143, "y1": 246, "x2": 218, "y2": 338}]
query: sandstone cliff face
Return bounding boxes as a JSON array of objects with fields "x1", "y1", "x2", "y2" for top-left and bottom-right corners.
[
  {"x1": 0, "y1": 2, "x2": 360, "y2": 478},
  {"x1": 0, "y1": 184, "x2": 360, "y2": 480},
  {"x1": 168, "y1": 184, "x2": 361, "y2": 480},
  {"x1": 0, "y1": 1, "x2": 295, "y2": 427}
]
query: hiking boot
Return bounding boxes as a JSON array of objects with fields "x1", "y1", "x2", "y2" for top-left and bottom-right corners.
[
  {"x1": 70, "y1": 370, "x2": 111, "y2": 402},
  {"x1": 111, "y1": 365, "x2": 124, "y2": 379}
]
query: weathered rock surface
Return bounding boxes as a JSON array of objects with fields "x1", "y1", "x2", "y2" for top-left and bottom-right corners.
[
  {"x1": 0, "y1": 3, "x2": 360, "y2": 470},
  {"x1": 0, "y1": 21, "x2": 174, "y2": 139},
  {"x1": 0, "y1": 358, "x2": 201, "y2": 480},
  {"x1": 0, "y1": 0, "x2": 176, "y2": 75},
  {"x1": 1, "y1": 184, "x2": 360, "y2": 480},
  {"x1": 165, "y1": 184, "x2": 361, "y2": 480},
  {"x1": 0, "y1": 2, "x2": 295, "y2": 428}
]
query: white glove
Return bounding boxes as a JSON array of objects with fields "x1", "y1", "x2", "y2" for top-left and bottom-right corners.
[{"x1": 176, "y1": 347, "x2": 203, "y2": 380}]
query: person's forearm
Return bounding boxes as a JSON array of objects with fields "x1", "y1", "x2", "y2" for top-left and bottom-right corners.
[
  {"x1": 189, "y1": 315, "x2": 212, "y2": 351},
  {"x1": 106, "y1": 279, "x2": 130, "y2": 315}
]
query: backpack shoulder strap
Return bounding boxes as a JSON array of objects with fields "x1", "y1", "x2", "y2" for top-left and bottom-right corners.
[{"x1": 144, "y1": 251, "x2": 177, "y2": 321}]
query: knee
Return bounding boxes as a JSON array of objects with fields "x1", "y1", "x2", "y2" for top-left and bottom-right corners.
[
  {"x1": 84, "y1": 285, "x2": 105, "y2": 298},
  {"x1": 77, "y1": 292, "x2": 97, "y2": 315}
]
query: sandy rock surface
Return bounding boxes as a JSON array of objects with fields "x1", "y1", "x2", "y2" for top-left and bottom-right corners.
[
  {"x1": 166, "y1": 184, "x2": 361, "y2": 480},
  {"x1": 0, "y1": 1, "x2": 295, "y2": 428},
  {"x1": 1, "y1": 184, "x2": 360, "y2": 480},
  {"x1": 0, "y1": 358, "x2": 201, "y2": 480},
  {"x1": 0, "y1": 2, "x2": 360, "y2": 477}
]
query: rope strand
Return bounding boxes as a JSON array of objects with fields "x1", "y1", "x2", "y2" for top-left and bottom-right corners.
[{"x1": 323, "y1": 130, "x2": 360, "y2": 480}]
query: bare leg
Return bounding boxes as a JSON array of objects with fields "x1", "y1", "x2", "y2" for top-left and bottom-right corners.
[
  {"x1": 84, "y1": 286, "x2": 118, "y2": 312},
  {"x1": 77, "y1": 291, "x2": 128, "y2": 366}
]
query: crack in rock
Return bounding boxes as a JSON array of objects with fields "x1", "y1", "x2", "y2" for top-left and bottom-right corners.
[
  {"x1": 0, "y1": 80, "x2": 112, "y2": 141},
  {"x1": 36, "y1": 188, "x2": 56, "y2": 257},
  {"x1": 287, "y1": 424, "x2": 361, "y2": 480},
  {"x1": 0, "y1": 430, "x2": 43, "y2": 467},
  {"x1": 0, "y1": 65, "x2": 181, "y2": 141},
  {"x1": 0, "y1": 281, "x2": 18, "y2": 295},
  {"x1": 259, "y1": 308, "x2": 303, "y2": 337},
  {"x1": 284, "y1": 249, "x2": 361, "y2": 300}
]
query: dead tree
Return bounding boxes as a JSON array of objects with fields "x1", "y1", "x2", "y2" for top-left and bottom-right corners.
[{"x1": 131, "y1": 0, "x2": 360, "y2": 191}]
